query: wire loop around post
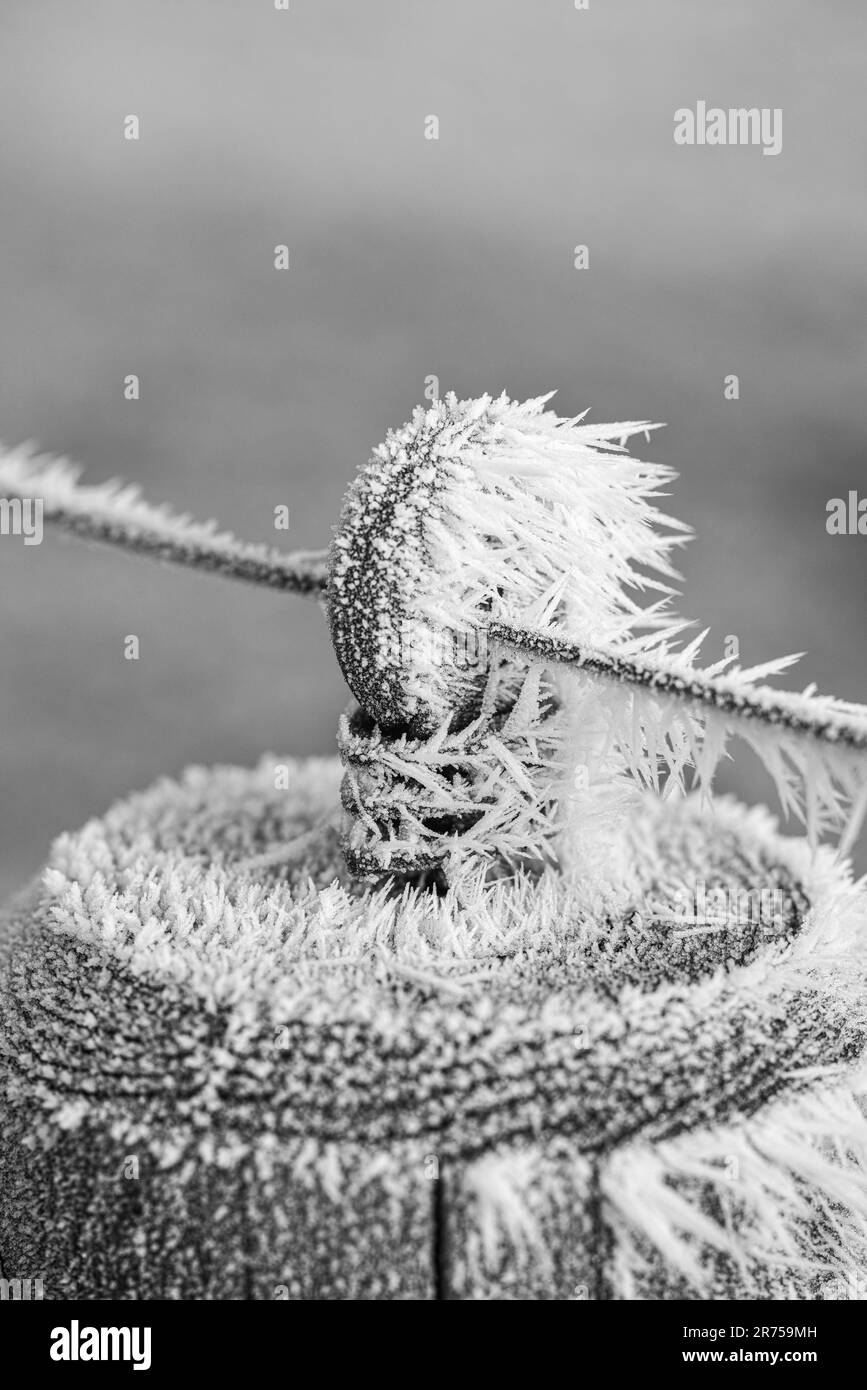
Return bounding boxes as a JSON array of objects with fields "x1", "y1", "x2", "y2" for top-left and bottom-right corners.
[{"x1": 336, "y1": 688, "x2": 563, "y2": 881}]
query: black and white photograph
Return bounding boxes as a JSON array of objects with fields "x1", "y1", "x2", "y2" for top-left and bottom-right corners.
[{"x1": 1, "y1": 0, "x2": 866, "y2": 1345}]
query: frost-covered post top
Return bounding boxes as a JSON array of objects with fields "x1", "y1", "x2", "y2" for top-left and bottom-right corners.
[{"x1": 327, "y1": 391, "x2": 683, "y2": 739}]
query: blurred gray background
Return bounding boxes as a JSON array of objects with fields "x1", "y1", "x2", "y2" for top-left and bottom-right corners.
[{"x1": 1, "y1": 0, "x2": 865, "y2": 901}]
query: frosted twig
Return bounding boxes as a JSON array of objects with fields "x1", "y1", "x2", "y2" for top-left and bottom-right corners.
[
  {"x1": 490, "y1": 621, "x2": 867, "y2": 755},
  {"x1": 0, "y1": 445, "x2": 328, "y2": 597}
]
